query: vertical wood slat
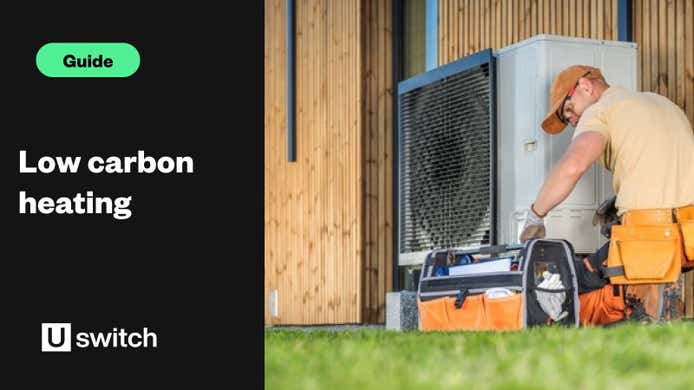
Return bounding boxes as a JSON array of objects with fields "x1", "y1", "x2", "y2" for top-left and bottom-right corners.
[
  {"x1": 530, "y1": 0, "x2": 542, "y2": 36},
  {"x1": 360, "y1": 0, "x2": 392, "y2": 323},
  {"x1": 667, "y1": 0, "x2": 675, "y2": 105},
  {"x1": 384, "y1": 0, "x2": 393, "y2": 323},
  {"x1": 483, "y1": 0, "x2": 488, "y2": 52},
  {"x1": 361, "y1": 0, "x2": 369, "y2": 324},
  {"x1": 447, "y1": 0, "x2": 452, "y2": 63},
  {"x1": 489, "y1": 0, "x2": 494, "y2": 49},
  {"x1": 589, "y1": 0, "x2": 599, "y2": 38},
  {"x1": 659, "y1": 0, "x2": 667, "y2": 95},
  {"x1": 328, "y1": 0, "x2": 335, "y2": 324},
  {"x1": 290, "y1": 0, "x2": 302, "y2": 324},
  {"x1": 494, "y1": 0, "x2": 500, "y2": 54},
  {"x1": 462, "y1": 0, "x2": 467, "y2": 56},
  {"x1": 552, "y1": 0, "x2": 556, "y2": 35},
  {"x1": 460, "y1": 0, "x2": 468, "y2": 59},
  {"x1": 376, "y1": 0, "x2": 386, "y2": 323},
  {"x1": 484, "y1": 0, "x2": 488, "y2": 49},
  {"x1": 583, "y1": 0, "x2": 590, "y2": 37},
  {"x1": 300, "y1": 0, "x2": 307, "y2": 325},
  {"x1": 603, "y1": 0, "x2": 610, "y2": 39},
  {"x1": 348, "y1": 0, "x2": 354, "y2": 321},
  {"x1": 529, "y1": 0, "x2": 533, "y2": 39},
  {"x1": 519, "y1": 0, "x2": 526, "y2": 40},
  {"x1": 352, "y1": 0, "x2": 358, "y2": 323},
  {"x1": 651, "y1": 0, "x2": 659, "y2": 91},
  {"x1": 461, "y1": 0, "x2": 466, "y2": 61},
  {"x1": 538, "y1": 0, "x2": 545, "y2": 34},
  {"x1": 444, "y1": 0, "x2": 449, "y2": 65},
  {"x1": 369, "y1": 0, "x2": 377, "y2": 324},
  {"x1": 308, "y1": 1, "x2": 316, "y2": 323},
  {"x1": 367, "y1": 0, "x2": 375, "y2": 323},
  {"x1": 264, "y1": 0, "x2": 276, "y2": 325},
  {"x1": 611, "y1": 0, "x2": 617, "y2": 39},
  {"x1": 576, "y1": 0, "x2": 581, "y2": 37},
  {"x1": 505, "y1": 0, "x2": 510, "y2": 47},
  {"x1": 472, "y1": 0, "x2": 477, "y2": 55},
  {"x1": 562, "y1": 0, "x2": 569, "y2": 36},
  {"x1": 474, "y1": 0, "x2": 480, "y2": 53},
  {"x1": 595, "y1": 0, "x2": 605, "y2": 39},
  {"x1": 634, "y1": 0, "x2": 642, "y2": 91},
  {"x1": 312, "y1": 0, "x2": 319, "y2": 325},
  {"x1": 304, "y1": 0, "x2": 313, "y2": 325},
  {"x1": 676, "y1": 0, "x2": 685, "y2": 108},
  {"x1": 642, "y1": 0, "x2": 651, "y2": 92},
  {"x1": 444, "y1": 0, "x2": 448, "y2": 64},
  {"x1": 513, "y1": 0, "x2": 518, "y2": 43},
  {"x1": 571, "y1": 0, "x2": 575, "y2": 35}
]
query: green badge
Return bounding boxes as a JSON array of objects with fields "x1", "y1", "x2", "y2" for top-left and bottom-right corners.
[{"x1": 36, "y1": 42, "x2": 140, "y2": 78}]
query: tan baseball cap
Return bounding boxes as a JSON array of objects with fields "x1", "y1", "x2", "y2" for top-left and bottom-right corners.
[{"x1": 541, "y1": 65, "x2": 604, "y2": 134}]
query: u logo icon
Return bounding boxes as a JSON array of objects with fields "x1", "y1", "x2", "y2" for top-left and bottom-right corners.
[{"x1": 41, "y1": 323, "x2": 72, "y2": 352}]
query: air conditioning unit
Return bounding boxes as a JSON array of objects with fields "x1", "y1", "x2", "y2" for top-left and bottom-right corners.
[
  {"x1": 397, "y1": 35, "x2": 637, "y2": 266},
  {"x1": 496, "y1": 35, "x2": 637, "y2": 254}
]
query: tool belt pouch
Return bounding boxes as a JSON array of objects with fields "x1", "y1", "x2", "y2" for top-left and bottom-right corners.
[
  {"x1": 675, "y1": 206, "x2": 694, "y2": 268},
  {"x1": 606, "y1": 224, "x2": 682, "y2": 284}
]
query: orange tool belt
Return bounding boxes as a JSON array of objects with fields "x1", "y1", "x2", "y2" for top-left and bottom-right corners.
[{"x1": 602, "y1": 204, "x2": 694, "y2": 285}]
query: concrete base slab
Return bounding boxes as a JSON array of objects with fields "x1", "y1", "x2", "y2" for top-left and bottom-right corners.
[{"x1": 385, "y1": 291, "x2": 418, "y2": 331}]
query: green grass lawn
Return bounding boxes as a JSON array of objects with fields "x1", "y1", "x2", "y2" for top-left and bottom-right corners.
[{"x1": 265, "y1": 321, "x2": 694, "y2": 390}]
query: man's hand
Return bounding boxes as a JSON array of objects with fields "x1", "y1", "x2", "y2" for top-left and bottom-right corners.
[{"x1": 519, "y1": 205, "x2": 546, "y2": 243}]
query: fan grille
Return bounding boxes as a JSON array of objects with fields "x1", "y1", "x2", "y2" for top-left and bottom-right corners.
[{"x1": 399, "y1": 62, "x2": 493, "y2": 255}]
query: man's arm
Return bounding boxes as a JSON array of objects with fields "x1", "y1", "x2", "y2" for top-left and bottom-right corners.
[{"x1": 532, "y1": 131, "x2": 607, "y2": 216}]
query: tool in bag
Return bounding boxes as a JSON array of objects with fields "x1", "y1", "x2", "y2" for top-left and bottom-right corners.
[{"x1": 417, "y1": 239, "x2": 580, "y2": 331}]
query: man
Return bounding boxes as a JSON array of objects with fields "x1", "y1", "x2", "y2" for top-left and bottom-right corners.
[{"x1": 519, "y1": 65, "x2": 694, "y2": 324}]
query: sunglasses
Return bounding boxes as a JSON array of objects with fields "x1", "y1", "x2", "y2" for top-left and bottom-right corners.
[{"x1": 556, "y1": 71, "x2": 591, "y2": 125}]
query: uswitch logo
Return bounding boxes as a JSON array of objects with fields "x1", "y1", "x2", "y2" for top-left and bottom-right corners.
[{"x1": 41, "y1": 323, "x2": 158, "y2": 352}]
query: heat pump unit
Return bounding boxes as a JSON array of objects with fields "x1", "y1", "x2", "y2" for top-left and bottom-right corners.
[
  {"x1": 496, "y1": 35, "x2": 637, "y2": 254},
  {"x1": 397, "y1": 35, "x2": 637, "y2": 266}
]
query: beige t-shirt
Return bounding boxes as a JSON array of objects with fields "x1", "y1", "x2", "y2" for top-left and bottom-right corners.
[{"x1": 572, "y1": 86, "x2": 694, "y2": 215}]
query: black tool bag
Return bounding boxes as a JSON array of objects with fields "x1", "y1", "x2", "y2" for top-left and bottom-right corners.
[{"x1": 520, "y1": 239, "x2": 581, "y2": 327}]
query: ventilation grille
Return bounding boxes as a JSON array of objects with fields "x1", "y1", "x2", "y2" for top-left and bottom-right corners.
[{"x1": 398, "y1": 55, "x2": 495, "y2": 262}]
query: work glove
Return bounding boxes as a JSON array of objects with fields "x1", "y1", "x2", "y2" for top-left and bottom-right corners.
[
  {"x1": 535, "y1": 271, "x2": 568, "y2": 322},
  {"x1": 519, "y1": 205, "x2": 546, "y2": 243},
  {"x1": 592, "y1": 195, "x2": 619, "y2": 238}
]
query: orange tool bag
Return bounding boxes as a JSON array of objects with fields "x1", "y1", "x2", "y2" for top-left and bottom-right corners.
[{"x1": 417, "y1": 239, "x2": 580, "y2": 331}]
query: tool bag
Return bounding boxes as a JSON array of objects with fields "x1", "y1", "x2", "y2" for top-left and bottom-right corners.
[{"x1": 417, "y1": 239, "x2": 580, "y2": 331}]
